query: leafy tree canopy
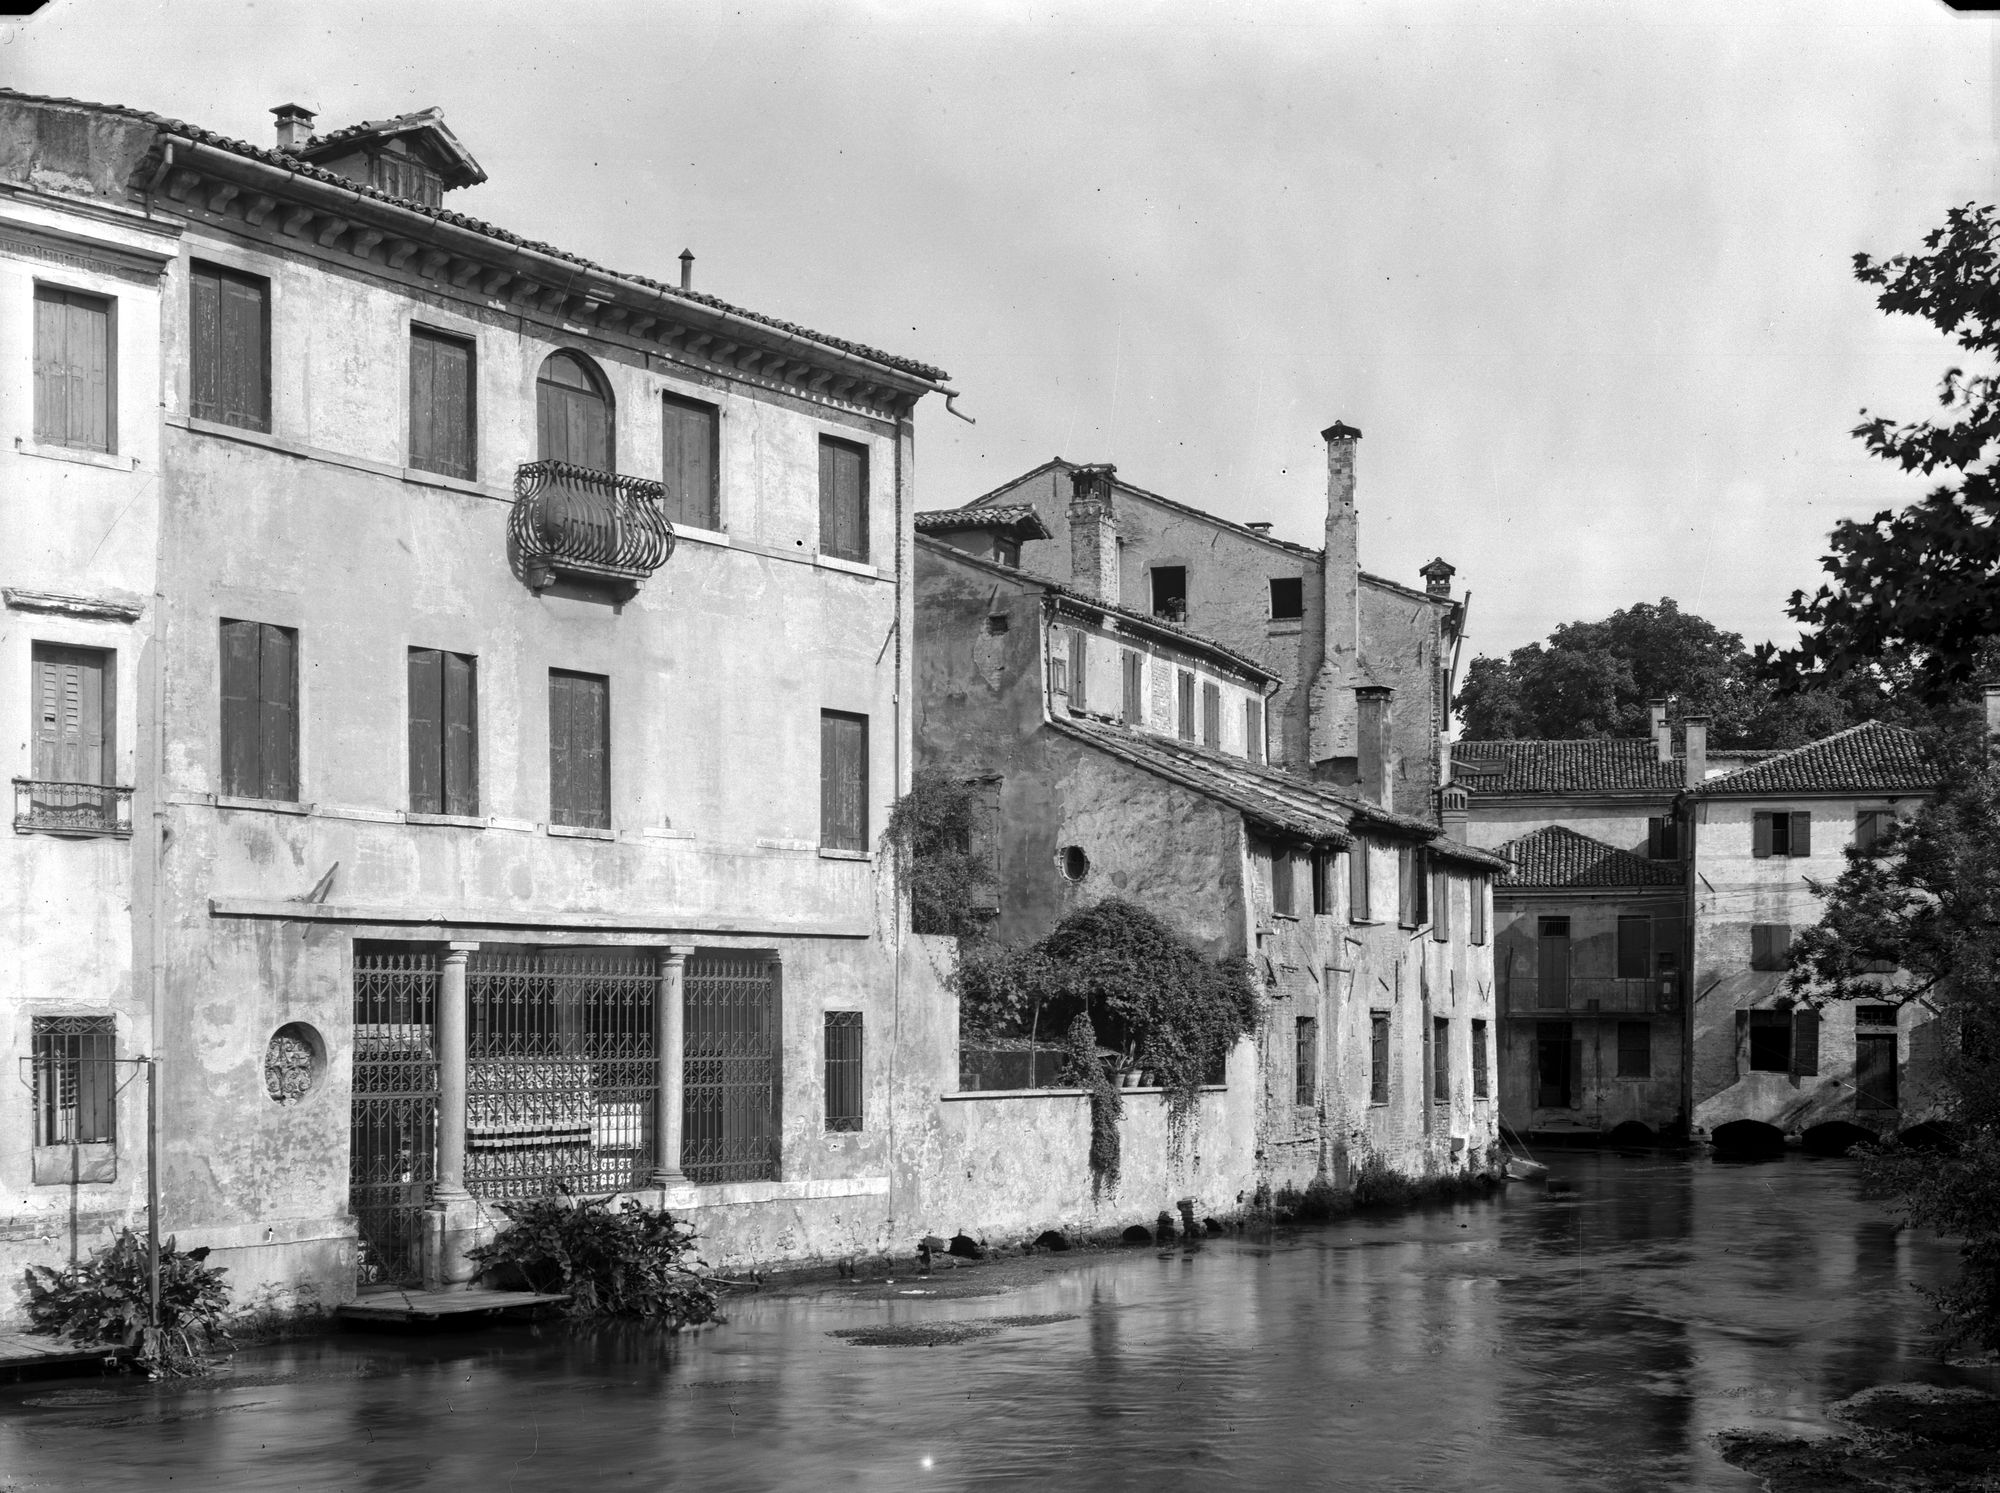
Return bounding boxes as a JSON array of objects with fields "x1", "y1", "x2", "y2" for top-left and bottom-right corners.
[
  {"x1": 1759, "y1": 204, "x2": 2000, "y2": 706},
  {"x1": 1453, "y1": 598, "x2": 1886, "y2": 748}
]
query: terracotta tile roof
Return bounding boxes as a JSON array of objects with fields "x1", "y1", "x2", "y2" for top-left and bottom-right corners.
[
  {"x1": 2, "y1": 89, "x2": 947, "y2": 384},
  {"x1": 1052, "y1": 717, "x2": 1510, "y2": 871},
  {"x1": 914, "y1": 505, "x2": 1051, "y2": 540},
  {"x1": 1452, "y1": 738, "x2": 1684, "y2": 795},
  {"x1": 1495, "y1": 825, "x2": 1684, "y2": 889},
  {"x1": 298, "y1": 106, "x2": 487, "y2": 188},
  {"x1": 1689, "y1": 722, "x2": 1934, "y2": 798}
]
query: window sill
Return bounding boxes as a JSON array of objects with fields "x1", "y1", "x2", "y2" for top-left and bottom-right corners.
[
  {"x1": 814, "y1": 553, "x2": 879, "y2": 579},
  {"x1": 216, "y1": 795, "x2": 312, "y2": 816},
  {"x1": 672, "y1": 522, "x2": 731, "y2": 548},
  {"x1": 1270, "y1": 912, "x2": 1300, "y2": 923},
  {"x1": 643, "y1": 825, "x2": 697, "y2": 841},
  {"x1": 13, "y1": 437, "x2": 137, "y2": 472},
  {"x1": 547, "y1": 823, "x2": 616, "y2": 841},
  {"x1": 402, "y1": 466, "x2": 498, "y2": 499},
  {"x1": 1267, "y1": 619, "x2": 1304, "y2": 636},
  {"x1": 186, "y1": 414, "x2": 277, "y2": 444},
  {"x1": 819, "y1": 847, "x2": 872, "y2": 862},
  {"x1": 406, "y1": 811, "x2": 486, "y2": 828}
]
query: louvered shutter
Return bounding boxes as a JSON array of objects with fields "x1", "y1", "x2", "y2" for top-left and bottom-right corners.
[
  {"x1": 1431, "y1": 866, "x2": 1449, "y2": 942},
  {"x1": 1752, "y1": 813, "x2": 1772, "y2": 858},
  {"x1": 663, "y1": 394, "x2": 719, "y2": 529},
  {"x1": 1750, "y1": 925, "x2": 1770, "y2": 970},
  {"x1": 33, "y1": 287, "x2": 63, "y2": 443},
  {"x1": 443, "y1": 651, "x2": 478, "y2": 816},
  {"x1": 218, "y1": 621, "x2": 261, "y2": 797},
  {"x1": 408, "y1": 648, "x2": 443, "y2": 814},
  {"x1": 1350, "y1": 844, "x2": 1370, "y2": 921},
  {"x1": 1789, "y1": 811, "x2": 1811, "y2": 858},
  {"x1": 31, "y1": 645, "x2": 107, "y2": 785},
  {"x1": 1202, "y1": 683, "x2": 1221, "y2": 747},
  {"x1": 1791, "y1": 1006, "x2": 1820, "y2": 1077},
  {"x1": 1122, "y1": 651, "x2": 1143, "y2": 725},
  {"x1": 72, "y1": 294, "x2": 109, "y2": 452},
  {"x1": 1245, "y1": 698, "x2": 1264, "y2": 763},
  {"x1": 190, "y1": 264, "x2": 222, "y2": 423},
  {"x1": 257, "y1": 624, "x2": 297, "y2": 801}
]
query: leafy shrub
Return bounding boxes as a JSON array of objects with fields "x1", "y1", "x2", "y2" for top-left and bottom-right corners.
[
  {"x1": 883, "y1": 769, "x2": 992, "y2": 938},
  {"x1": 1350, "y1": 1155, "x2": 1419, "y2": 1209},
  {"x1": 25, "y1": 1229, "x2": 232, "y2": 1377},
  {"x1": 467, "y1": 1192, "x2": 721, "y2": 1326}
]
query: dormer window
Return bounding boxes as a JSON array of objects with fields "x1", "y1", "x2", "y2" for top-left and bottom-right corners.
[
  {"x1": 369, "y1": 145, "x2": 444, "y2": 207},
  {"x1": 291, "y1": 105, "x2": 487, "y2": 211}
]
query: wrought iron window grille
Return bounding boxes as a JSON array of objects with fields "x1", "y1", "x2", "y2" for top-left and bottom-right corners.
[
  {"x1": 510, "y1": 460, "x2": 676, "y2": 595},
  {"x1": 12, "y1": 778, "x2": 134, "y2": 837}
]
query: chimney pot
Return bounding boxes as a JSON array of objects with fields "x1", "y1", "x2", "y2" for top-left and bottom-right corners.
[
  {"x1": 1419, "y1": 556, "x2": 1456, "y2": 598},
  {"x1": 271, "y1": 102, "x2": 316, "y2": 153},
  {"x1": 1321, "y1": 421, "x2": 1364, "y2": 444},
  {"x1": 1682, "y1": 714, "x2": 1710, "y2": 788},
  {"x1": 1440, "y1": 784, "x2": 1469, "y2": 843},
  {"x1": 679, "y1": 249, "x2": 695, "y2": 291}
]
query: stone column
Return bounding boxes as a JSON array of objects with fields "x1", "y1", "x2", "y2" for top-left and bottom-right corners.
[
  {"x1": 434, "y1": 942, "x2": 478, "y2": 1203},
  {"x1": 650, "y1": 946, "x2": 695, "y2": 1185}
]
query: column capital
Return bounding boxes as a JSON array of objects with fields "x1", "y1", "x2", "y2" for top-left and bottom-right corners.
[
  {"x1": 445, "y1": 940, "x2": 480, "y2": 958},
  {"x1": 663, "y1": 944, "x2": 695, "y2": 965}
]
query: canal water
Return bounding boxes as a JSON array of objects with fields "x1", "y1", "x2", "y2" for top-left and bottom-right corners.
[{"x1": 1, "y1": 1152, "x2": 1989, "y2": 1492}]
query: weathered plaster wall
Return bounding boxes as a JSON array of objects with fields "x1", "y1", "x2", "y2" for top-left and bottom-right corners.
[{"x1": 1690, "y1": 796, "x2": 1938, "y2": 1135}]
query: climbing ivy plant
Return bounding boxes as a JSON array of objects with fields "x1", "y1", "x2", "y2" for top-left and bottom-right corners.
[{"x1": 882, "y1": 768, "x2": 991, "y2": 939}]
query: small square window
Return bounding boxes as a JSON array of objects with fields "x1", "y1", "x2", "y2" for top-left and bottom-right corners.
[{"x1": 1269, "y1": 577, "x2": 1304, "y2": 620}]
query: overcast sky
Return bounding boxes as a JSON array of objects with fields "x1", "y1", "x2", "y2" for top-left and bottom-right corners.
[{"x1": 6, "y1": 0, "x2": 1991, "y2": 665}]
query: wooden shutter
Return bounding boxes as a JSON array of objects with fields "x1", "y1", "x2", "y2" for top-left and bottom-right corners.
[
  {"x1": 1647, "y1": 817, "x2": 1664, "y2": 859},
  {"x1": 31, "y1": 645, "x2": 109, "y2": 785},
  {"x1": 411, "y1": 328, "x2": 474, "y2": 480},
  {"x1": 1122, "y1": 651, "x2": 1143, "y2": 725},
  {"x1": 408, "y1": 647, "x2": 443, "y2": 815},
  {"x1": 1271, "y1": 849, "x2": 1294, "y2": 916},
  {"x1": 33, "y1": 286, "x2": 63, "y2": 443},
  {"x1": 1616, "y1": 915, "x2": 1650, "y2": 979},
  {"x1": 663, "y1": 394, "x2": 719, "y2": 529},
  {"x1": 1750, "y1": 924, "x2": 1770, "y2": 970},
  {"x1": 549, "y1": 670, "x2": 609, "y2": 828},
  {"x1": 34, "y1": 287, "x2": 111, "y2": 452},
  {"x1": 1752, "y1": 812, "x2": 1773, "y2": 859},
  {"x1": 219, "y1": 620, "x2": 262, "y2": 797},
  {"x1": 218, "y1": 269, "x2": 269, "y2": 431},
  {"x1": 1431, "y1": 867, "x2": 1450, "y2": 942},
  {"x1": 1070, "y1": 630, "x2": 1088, "y2": 712},
  {"x1": 1245, "y1": 698, "x2": 1264, "y2": 763},
  {"x1": 1398, "y1": 847, "x2": 1417, "y2": 926},
  {"x1": 1177, "y1": 671, "x2": 1195, "y2": 740},
  {"x1": 189, "y1": 263, "x2": 222, "y2": 424},
  {"x1": 1791, "y1": 1006, "x2": 1820, "y2": 1077},
  {"x1": 1202, "y1": 683, "x2": 1221, "y2": 747},
  {"x1": 443, "y1": 651, "x2": 478, "y2": 816},
  {"x1": 257, "y1": 623, "x2": 297, "y2": 801},
  {"x1": 819, "y1": 438, "x2": 867, "y2": 562},
  {"x1": 1349, "y1": 844, "x2": 1369, "y2": 921},
  {"x1": 1789, "y1": 811, "x2": 1811, "y2": 858},
  {"x1": 820, "y1": 711, "x2": 868, "y2": 851},
  {"x1": 1470, "y1": 875, "x2": 1487, "y2": 945}
]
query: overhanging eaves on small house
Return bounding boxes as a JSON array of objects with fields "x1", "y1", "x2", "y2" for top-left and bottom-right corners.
[
  {"x1": 1493, "y1": 825, "x2": 1684, "y2": 892},
  {"x1": 914, "y1": 505, "x2": 1052, "y2": 544}
]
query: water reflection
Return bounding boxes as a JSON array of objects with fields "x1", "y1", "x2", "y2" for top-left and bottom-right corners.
[{"x1": 1, "y1": 1153, "x2": 1988, "y2": 1492}]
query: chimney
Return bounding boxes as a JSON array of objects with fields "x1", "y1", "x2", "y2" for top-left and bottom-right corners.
[
  {"x1": 1682, "y1": 714, "x2": 1709, "y2": 788},
  {"x1": 1067, "y1": 464, "x2": 1119, "y2": 602},
  {"x1": 1307, "y1": 421, "x2": 1366, "y2": 772},
  {"x1": 1356, "y1": 685, "x2": 1394, "y2": 807},
  {"x1": 271, "y1": 103, "x2": 316, "y2": 153},
  {"x1": 1649, "y1": 698, "x2": 1671, "y2": 763},
  {"x1": 679, "y1": 248, "x2": 695, "y2": 291},
  {"x1": 1419, "y1": 557, "x2": 1456, "y2": 598},
  {"x1": 1440, "y1": 783, "x2": 1469, "y2": 843}
]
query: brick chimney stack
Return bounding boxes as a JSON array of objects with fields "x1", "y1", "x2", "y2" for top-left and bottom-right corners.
[
  {"x1": 271, "y1": 103, "x2": 315, "y2": 153},
  {"x1": 1682, "y1": 715, "x2": 1709, "y2": 788},
  {"x1": 1440, "y1": 783, "x2": 1469, "y2": 843},
  {"x1": 1067, "y1": 464, "x2": 1119, "y2": 602},
  {"x1": 1419, "y1": 557, "x2": 1456, "y2": 598},
  {"x1": 1308, "y1": 422, "x2": 1368, "y2": 776},
  {"x1": 1649, "y1": 699, "x2": 1671, "y2": 763}
]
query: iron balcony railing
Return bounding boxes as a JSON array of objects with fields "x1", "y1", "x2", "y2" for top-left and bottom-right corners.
[
  {"x1": 510, "y1": 460, "x2": 676, "y2": 593},
  {"x1": 1501, "y1": 975, "x2": 1675, "y2": 1016},
  {"x1": 13, "y1": 779, "x2": 134, "y2": 838}
]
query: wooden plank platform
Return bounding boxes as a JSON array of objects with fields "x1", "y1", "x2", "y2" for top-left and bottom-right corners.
[
  {"x1": 0, "y1": 1330, "x2": 125, "y2": 1379},
  {"x1": 338, "y1": 1288, "x2": 569, "y2": 1323}
]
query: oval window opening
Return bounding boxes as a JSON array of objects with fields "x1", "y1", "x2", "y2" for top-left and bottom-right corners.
[
  {"x1": 265, "y1": 1022, "x2": 326, "y2": 1106},
  {"x1": 1060, "y1": 846, "x2": 1090, "y2": 882}
]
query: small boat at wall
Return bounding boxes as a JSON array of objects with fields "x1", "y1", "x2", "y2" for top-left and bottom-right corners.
[{"x1": 1505, "y1": 1157, "x2": 1549, "y2": 1182}]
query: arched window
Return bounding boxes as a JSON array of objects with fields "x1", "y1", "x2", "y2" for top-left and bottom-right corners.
[{"x1": 536, "y1": 351, "x2": 613, "y2": 469}]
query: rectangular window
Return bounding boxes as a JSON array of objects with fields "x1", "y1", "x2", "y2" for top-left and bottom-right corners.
[
  {"x1": 32, "y1": 1016, "x2": 116, "y2": 1147},
  {"x1": 1754, "y1": 810, "x2": 1812, "y2": 859},
  {"x1": 818, "y1": 436, "x2": 868, "y2": 563},
  {"x1": 1855, "y1": 809, "x2": 1895, "y2": 850},
  {"x1": 34, "y1": 284, "x2": 114, "y2": 452},
  {"x1": 1350, "y1": 844, "x2": 1371, "y2": 921},
  {"x1": 408, "y1": 648, "x2": 478, "y2": 816},
  {"x1": 1370, "y1": 1013, "x2": 1390, "y2": 1104},
  {"x1": 1201, "y1": 682, "x2": 1221, "y2": 748},
  {"x1": 1177, "y1": 670, "x2": 1196, "y2": 741},
  {"x1": 1537, "y1": 916, "x2": 1572, "y2": 1008},
  {"x1": 1617, "y1": 1020, "x2": 1651, "y2": 1078},
  {"x1": 1750, "y1": 923, "x2": 1793, "y2": 972},
  {"x1": 1311, "y1": 850, "x2": 1335, "y2": 916},
  {"x1": 1647, "y1": 816, "x2": 1681, "y2": 860},
  {"x1": 663, "y1": 392, "x2": 721, "y2": 529},
  {"x1": 1070, "y1": 630, "x2": 1089, "y2": 712},
  {"x1": 1472, "y1": 1018, "x2": 1490, "y2": 1098},
  {"x1": 409, "y1": 326, "x2": 475, "y2": 480},
  {"x1": 548, "y1": 669, "x2": 610, "y2": 829},
  {"x1": 1470, "y1": 875, "x2": 1487, "y2": 945},
  {"x1": 190, "y1": 260, "x2": 271, "y2": 432},
  {"x1": 1616, "y1": 915, "x2": 1651, "y2": 980},
  {"x1": 1122, "y1": 651, "x2": 1143, "y2": 725},
  {"x1": 825, "y1": 1011, "x2": 864, "y2": 1132},
  {"x1": 1431, "y1": 864, "x2": 1450, "y2": 943},
  {"x1": 1748, "y1": 1010, "x2": 1792, "y2": 1072},
  {"x1": 1270, "y1": 848, "x2": 1296, "y2": 917},
  {"x1": 1269, "y1": 576, "x2": 1304, "y2": 620},
  {"x1": 1049, "y1": 638, "x2": 1068, "y2": 696},
  {"x1": 219, "y1": 620, "x2": 297, "y2": 801},
  {"x1": 1295, "y1": 1016, "x2": 1318, "y2": 1106},
  {"x1": 1432, "y1": 1016, "x2": 1451, "y2": 1102},
  {"x1": 1151, "y1": 566, "x2": 1187, "y2": 622},
  {"x1": 820, "y1": 709, "x2": 869, "y2": 851},
  {"x1": 1244, "y1": 698, "x2": 1264, "y2": 763},
  {"x1": 31, "y1": 643, "x2": 114, "y2": 787},
  {"x1": 1855, "y1": 1031, "x2": 1898, "y2": 1110},
  {"x1": 1857, "y1": 1004, "x2": 1899, "y2": 1028}
]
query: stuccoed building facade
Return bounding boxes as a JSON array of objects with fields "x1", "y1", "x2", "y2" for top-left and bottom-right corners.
[
  {"x1": 913, "y1": 470, "x2": 1504, "y2": 1228},
  {"x1": 0, "y1": 89, "x2": 953, "y2": 1320}
]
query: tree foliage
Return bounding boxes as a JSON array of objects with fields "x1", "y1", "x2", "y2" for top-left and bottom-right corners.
[
  {"x1": 1759, "y1": 204, "x2": 2000, "y2": 706},
  {"x1": 1786, "y1": 710, "x2": 2000, "y2": 1352},
  {"x1": 25, "y1": 1230, "x2": 232, "y2": 1377},
  {"x1": 1454, "y1": 598, "x2": 1885, "y2": 747}
]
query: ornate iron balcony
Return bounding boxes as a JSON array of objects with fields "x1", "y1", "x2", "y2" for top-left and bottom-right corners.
[
  {"x1": 510, "y1": 461, "x2": 676, "y2": 594},
  {"x1": 13, "y1": 779, "x2": 134, "y2": 838},
  {"x1": 1501, "y1": 975, "x2": 1674, "y2": 1016}
]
